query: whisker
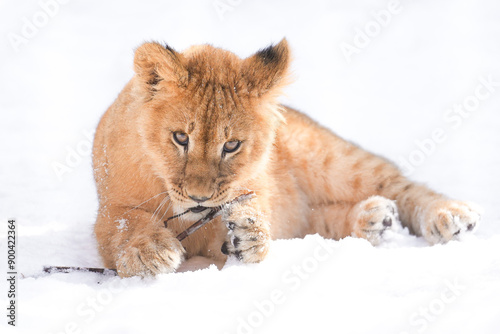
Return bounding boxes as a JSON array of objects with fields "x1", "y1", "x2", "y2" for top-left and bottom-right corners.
[
  {"x1": 152, "y1": 195, "x2": 170, "y2": 223},
  {"x1": 158, "y1": 196, "x2": 170, "y2": 216},
  {"x1": 158, "y1": 201, "x2": 173, "y2": 223},
  {"x1": 154, "y1": 197, "x2": 169, "y2": 220},
  {"x1": 120, "y1": 191, "x2": 170, "y2": 217},
  {"x1": 151, "y1": 199, "x2": 164, "y2": 221}
]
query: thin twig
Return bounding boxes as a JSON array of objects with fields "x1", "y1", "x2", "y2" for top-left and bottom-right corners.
[
  {"x1": 43, "y1": 266, "x2": 117, "y2": 275},
  {"x1": 173, "y1": 192, "x2": 255, "y2": 241},
  {"x1": 43, "y1": 192, "x2": 255, "y2": 275}
]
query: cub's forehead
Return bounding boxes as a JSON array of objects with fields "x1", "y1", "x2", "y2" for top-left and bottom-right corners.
[
  {"x1": 176, "y1": 80, "x2": 254, "y2": 125},
  {"x1": 164, "y1": 90, "x2": 252, "y2": 142},
  {"x1": 187, "y1": 107, "x2": 250, "y2": 142}
]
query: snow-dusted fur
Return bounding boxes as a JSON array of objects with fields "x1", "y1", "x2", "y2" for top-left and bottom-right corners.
[{"x1": 92, "y1": 39, "x2": 480, "y2": 277}]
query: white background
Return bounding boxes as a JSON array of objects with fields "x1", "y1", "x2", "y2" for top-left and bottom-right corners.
[{"x1": 1, "y1": 0, "x2": 500, "y2": 333}]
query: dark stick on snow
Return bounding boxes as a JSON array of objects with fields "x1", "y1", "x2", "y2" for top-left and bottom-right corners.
[
  {"x1": 43, "y1": 266, "x2": 117, "y2": 275},
  {"x1": 43, "y1": 192, "x2": 255, "y2": 275}
]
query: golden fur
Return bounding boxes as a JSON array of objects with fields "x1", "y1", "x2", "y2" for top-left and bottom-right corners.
[{"x1": 93, "y1": 39, "x2": 481, "y2": 277}]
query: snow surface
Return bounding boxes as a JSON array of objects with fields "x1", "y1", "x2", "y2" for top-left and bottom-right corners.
[{"x1": 1, "y1": 0, "x2": 500, "y2": 333}]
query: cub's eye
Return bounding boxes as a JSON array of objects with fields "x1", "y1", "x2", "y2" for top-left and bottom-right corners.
[
  {"x1": 173, "y1": 132, "x2": 189, "y2": 146},
  {"x1": 223, "y1": 141, "x2": 241, "y2": 154}
]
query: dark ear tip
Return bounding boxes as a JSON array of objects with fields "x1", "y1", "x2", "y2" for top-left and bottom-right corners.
[
  {"x1": 164, "y1": 43, "x2": 177, "y2": 54},
  {"x1": 255, "y1": 38, "x2": 290, "y2": 66}
]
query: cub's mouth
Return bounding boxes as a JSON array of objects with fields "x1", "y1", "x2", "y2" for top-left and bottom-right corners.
[{"x1": 189, "y1": 206, "x2": 209, "y2": 214}]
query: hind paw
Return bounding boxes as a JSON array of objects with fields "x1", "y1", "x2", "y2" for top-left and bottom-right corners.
[
  {"x1": 422, "y1": 200, "x2": 481, "y2": 244},
  {"x1": 352, "y1": 196, "x2": 400, "y2": 245}
]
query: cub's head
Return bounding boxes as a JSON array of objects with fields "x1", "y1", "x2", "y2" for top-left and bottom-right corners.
[{"x1": 133, "y1": 39, "x2": 290, "y2": 215}]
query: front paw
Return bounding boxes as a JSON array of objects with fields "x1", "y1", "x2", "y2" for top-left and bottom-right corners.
[
  {"x1": 116, "y1": 229, "x2": 185, "y2": 277},
  {"x1": 221, "y1": 215, "x2": 271, "y2": 263},
  {"x1": 422, "y1": 200, "x2": 481, "y2": 245}
]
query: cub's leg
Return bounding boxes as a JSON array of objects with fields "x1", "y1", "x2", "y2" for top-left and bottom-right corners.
[
  {"x1": 347, "y1": 158, "x2": 481, "y2": 245},
  {"x1": 94, "y1": 206, "x2": 185, "y2": 277},
  {"x1": 387, "y1": 182, "x2": 481, "y2": 245},
  {"x1": 308, "y1": 196, "x2": 399, "y2": 245},
  {"x1": 311, "y1": 151, "x2": 481, "y2": 245}
]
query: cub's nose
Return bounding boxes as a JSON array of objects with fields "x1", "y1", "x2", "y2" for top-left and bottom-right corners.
[{"x1": 189, "y1": 195, "x2": 210, "y2": 203}]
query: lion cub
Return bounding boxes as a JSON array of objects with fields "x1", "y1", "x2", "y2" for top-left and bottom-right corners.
[{"x1": 93, "y1": 39, "x2": 480, "y2": 277}]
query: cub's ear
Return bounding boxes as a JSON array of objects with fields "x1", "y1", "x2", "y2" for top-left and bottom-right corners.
[
  {"x1": 133, "y1": 42, "x2": 188, "y2": 93},
  {"x1": 241, "y1": 38, "x2": 290, "y2": 96}
]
